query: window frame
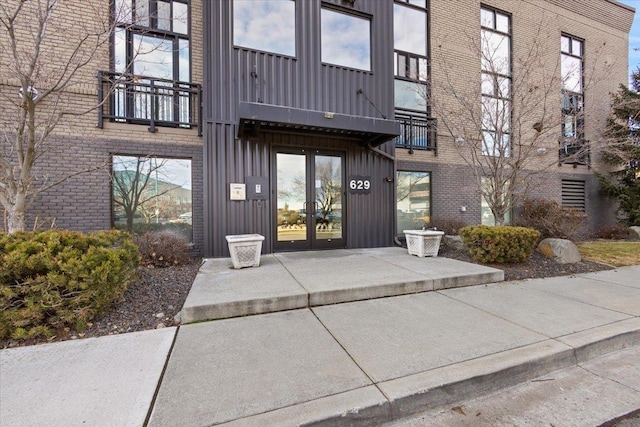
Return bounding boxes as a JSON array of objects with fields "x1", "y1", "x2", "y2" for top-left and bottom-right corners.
[
  {"x1": 113, "y1": 0, "x2": 191, "y2": 83},
  {"x1": 393, "y1": 0, "x2": 429, "y2": 113},
  {"x1": 396, "y1": 170, "x2": 432, "y2": 235},
  {"x1": 560, "y1": 33, "x2": 585, "y2": 162},
  {"x1": 480, "y1": 5, "x2": 512, "y2": 157},
  {"x1": 232, "y1": 0, "x2": 297, "y2": 57},
  {"x1": 320, "y1": 5, "x2": 373, "y2": 72},
  {"x1": 111, "y1": 154, "x2": 194, "y2": 242}
]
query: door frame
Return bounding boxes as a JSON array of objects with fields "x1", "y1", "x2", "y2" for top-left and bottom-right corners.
[{"x1": 272, "y1": 147, "x2": 346, "y2": 252}]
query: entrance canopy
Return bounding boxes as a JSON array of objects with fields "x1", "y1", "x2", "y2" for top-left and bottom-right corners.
[{"x1": 237, "y1": 102, "x2": 400, "y2": 147}]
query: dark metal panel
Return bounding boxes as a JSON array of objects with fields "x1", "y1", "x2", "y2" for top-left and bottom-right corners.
[{"x1": 203, "y1": 0, "x2": 398, "y2": 256}]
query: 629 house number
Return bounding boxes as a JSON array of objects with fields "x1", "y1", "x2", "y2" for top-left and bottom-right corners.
[{"x1": 348, "y1": 176, "x2": 371, "y2": 194}]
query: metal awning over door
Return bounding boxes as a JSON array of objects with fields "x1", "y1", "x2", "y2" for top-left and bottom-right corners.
[{"x1": 237, "y1": 102, "x2": 400, "y2": 147}]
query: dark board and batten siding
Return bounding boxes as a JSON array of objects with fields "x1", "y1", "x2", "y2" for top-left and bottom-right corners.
[{"x1": 203, "y1": 0, "x2": 397, "y2": 256}]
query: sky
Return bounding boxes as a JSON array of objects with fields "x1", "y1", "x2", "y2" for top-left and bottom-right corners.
[{"x1": 619, "y1": 0, "x2": 640, "y2": 79}]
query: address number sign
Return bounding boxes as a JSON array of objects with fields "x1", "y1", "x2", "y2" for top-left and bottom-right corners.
[{"x1": 348, "y1": 176, "x2": 371, "y2": 194}]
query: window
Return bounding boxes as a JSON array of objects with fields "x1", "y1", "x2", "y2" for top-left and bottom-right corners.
[
  {"x1": 561, "y1": 179, "x2": 586, "y2": 211},
  {"x1": 560, "y1": 34, "x2": 585, "y2": 163},
  {"x1": 114, "y1": 0, "x2": 189, "y2": 81},
  {"x1": 396, "y1": 171, "x2": 431, "y2": 235},
  {"x1": 112, "y1": 155, "x2": 193, "y2": 241},
  {"x1": 393, "y1": 1, "x2": 428, "y2": 111},
  {"x1": 233, "y1": 0, "x2": 296, "y2": 56},
  {"x1": 110, "y1": 1, "x2": 195, "y2": 129},
  {"x1": 481, "y1": 6, "x2": 511, "y2": 157},
  {"x1": 321, "y1": 8, "x2": 371, "y2": 71},
  {"x1": 480, "y1": 178, "x2": 511, "y2": 226}
]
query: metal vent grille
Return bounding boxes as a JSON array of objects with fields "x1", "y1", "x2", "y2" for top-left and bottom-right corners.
[{"x1": 561, "y1": 179, "x2": 586, "y2": 211}]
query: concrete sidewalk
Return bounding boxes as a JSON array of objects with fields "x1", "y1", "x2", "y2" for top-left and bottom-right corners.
[{"x1": 1, "y1": 258, "x2": 639, "y2": 426}]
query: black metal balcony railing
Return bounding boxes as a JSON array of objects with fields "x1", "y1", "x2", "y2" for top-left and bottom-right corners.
[
  {"x1": 394, "y1": 111, "x2": 438, "y2": 154},
  {"x1": 97, "y1": 71, "x2": 202, "y2": 136},
  {"x1": 559, "y1": 139, "x2": 590, "y2": 167}
]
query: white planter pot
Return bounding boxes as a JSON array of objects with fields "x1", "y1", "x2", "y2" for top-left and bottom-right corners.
[
  {"x1": 225, "y1": 234, "x2": 265, "y2": 269},
  {"x1": 404, "y1": 230, "x2": 444, "y2": 257}
]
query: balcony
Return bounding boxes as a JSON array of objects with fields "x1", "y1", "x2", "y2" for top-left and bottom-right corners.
[
  {"x1": 559, "y1": 139, "x2": 590, "y2": 167},
  {"x1": 97, "y1": 71, "x2": 202, "y2": 136},
  {"x1": 394, "y1": 111, "x2": 437, "y2": 154}
]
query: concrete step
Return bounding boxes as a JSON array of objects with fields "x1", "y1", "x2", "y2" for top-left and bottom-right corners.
[{"x1": 178, "y1": 247, "x2": 504, "y2": 324}]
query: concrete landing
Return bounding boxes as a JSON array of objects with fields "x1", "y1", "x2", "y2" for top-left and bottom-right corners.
[{"x1": 179, "y1": 247, "x2": 504, "y2": 323}]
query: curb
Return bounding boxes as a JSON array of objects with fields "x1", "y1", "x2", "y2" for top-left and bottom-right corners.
[{"x1": 220, "y1": 318, "x2": 640, "y2": 426}]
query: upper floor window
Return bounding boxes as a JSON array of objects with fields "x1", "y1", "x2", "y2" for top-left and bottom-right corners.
[
  {"x1": 114, "y1": 0, "x2": 190, "y2": 82},
  {"x1": 481, "y1": 6, "x2": 511, "y2": 157},
  {"x1": 233, "y1": 0, "x2": 296, "y2": 57},
  {"x1": 560, "y1": 34, "x2": 586, "y2": 164},
  {"x1": 393, "y1": 1, "x2": 428, "y2": 112},
  {"x1": 321, "y1": 8, "x2": 371, "y2": 71},
  {"x1": 561, "y1": 35, "x2": 584, "y2": 139}
]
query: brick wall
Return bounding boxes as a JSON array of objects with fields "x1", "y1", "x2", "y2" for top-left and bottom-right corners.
[
  {"x1": 396, "y1": 0, "x2": 632, "y2": 234},
  {"x1": 0, "y1": 0, "x2": 205, "y2": 254}
]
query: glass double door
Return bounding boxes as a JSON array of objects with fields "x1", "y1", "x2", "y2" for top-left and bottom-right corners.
[{"x1": 275, "y1": 150, "x2": 345, "y2": 251}]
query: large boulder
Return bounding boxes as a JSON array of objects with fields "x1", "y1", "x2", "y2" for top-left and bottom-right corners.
[
  {"x1": 629, "y1": 226, "x2": 640, "y2": 241},
  {"x1": 443, "y1": 234, "x2": 465, "y2": 251},
  {"x1": 537, "y1": 238, "x2": 581, "y2": 264}
]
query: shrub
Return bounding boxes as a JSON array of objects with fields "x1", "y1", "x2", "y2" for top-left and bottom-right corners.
[
  {"x1": 459, "y1": 225, "x2": 541, "y2": 263},
  {"x1": 0, "y1": 230, "x2": 139, "y2": 341},
  {"x1": 428, "y1": 218, "x2": 467, "y2": 235},
  {"x1": 134, "y1": 231, "x2": 191, "y2": 267},
  {"x1": 515, "y1": 198, "x2": 586, "y2": 240},
  {"x1": 594, "y1": 225, "x2": 629, "y2": 240}
]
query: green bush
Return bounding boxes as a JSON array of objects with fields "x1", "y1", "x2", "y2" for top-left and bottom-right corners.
[
  {"x1": 515, "y1": 198, "x2": 586, "y2": 240},
  {"x1": 0, "y1": 230, "x2": 139, "y2": 341},
  {"x1": 134, "y1": 231, "x2": 191, "y2": 267},
  {"x1": 459, "y1": 225, "x2": 541, "y2": 263}
]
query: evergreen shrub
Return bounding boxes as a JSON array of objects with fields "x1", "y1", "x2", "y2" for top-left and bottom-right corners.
[
  {"x1": 459, "y1": 225, "x2": 541, "y2": 263},
  {"x1": 0, "y1": 230, "x2": 139, "y2": 341}
]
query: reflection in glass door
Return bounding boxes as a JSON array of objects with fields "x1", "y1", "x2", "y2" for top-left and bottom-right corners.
[
  {"x1": 275, "y1": 150, "x2": 344, "y2": 251},
  {"x1": 313, "y1": 155, "x2": 343, "y2": 244},
  {"x1": 276, "y1": 153, "x2": 308, "y2": 244}
]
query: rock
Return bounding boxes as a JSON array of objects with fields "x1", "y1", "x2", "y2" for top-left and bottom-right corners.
[
  {"x1": 156, "y1": 323, "x2": 166, "y2": 329},
  {"x1": 444, "y1": 235, "x2": 465, "y2": 251},
  {"x1": 537, "y1": 238, "x2": 581, "y2": 264},
  {"x1": 173, "y1": 311, "x2": 183, "y2": 324},
  {"x1": 155, "y1": 312, "x2": 165, "y2": 319},
  {"x1": 628, "y1": 226, "x2": 640, "y2": 241}
]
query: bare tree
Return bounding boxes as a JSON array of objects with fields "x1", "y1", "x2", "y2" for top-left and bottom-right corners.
[
  {"x1": 424, "y1": 14, "x2": 610, "y2": 225},
  {"x1": 0, "y1": 0, "x2": 119, "y2": 232}
]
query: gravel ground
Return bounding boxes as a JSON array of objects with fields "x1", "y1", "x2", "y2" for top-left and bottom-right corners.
[{"x1": 0, "y1": 246, "x2": 614, "y2": 349}]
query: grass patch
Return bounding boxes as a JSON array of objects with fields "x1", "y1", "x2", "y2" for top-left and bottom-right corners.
[{"x1": 578, "y1": 241, "x2": 640, "y2": 267}]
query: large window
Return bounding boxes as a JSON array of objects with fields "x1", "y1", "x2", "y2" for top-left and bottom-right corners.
[
  {"x1": 321, "y1": 8, "x2": 371, "y2": 71},
  {"x1": 110, "y1": 1, "x2": 194, "y2": 128},
  {"x1": 233, "y1": 0, "x2": 296, "y2": 56},
  {"x1": 393, "y1": 1, "x2": 428, "y2": 111},
  {"x1": 480, "y1": 6, "x2": 511, "y2": 157},
  {"x1": 560, "y1": 34, "x2": 585, "y2": 163},
  {"x1": 112, "y1": 155, "x2": 193, "y2": 241},
  {"x1": 114, "y1": 0, "x2": 189, "y2": 81},
  {"x1": 396, "y1": 171, "x2": 431, "y2": 235}
]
